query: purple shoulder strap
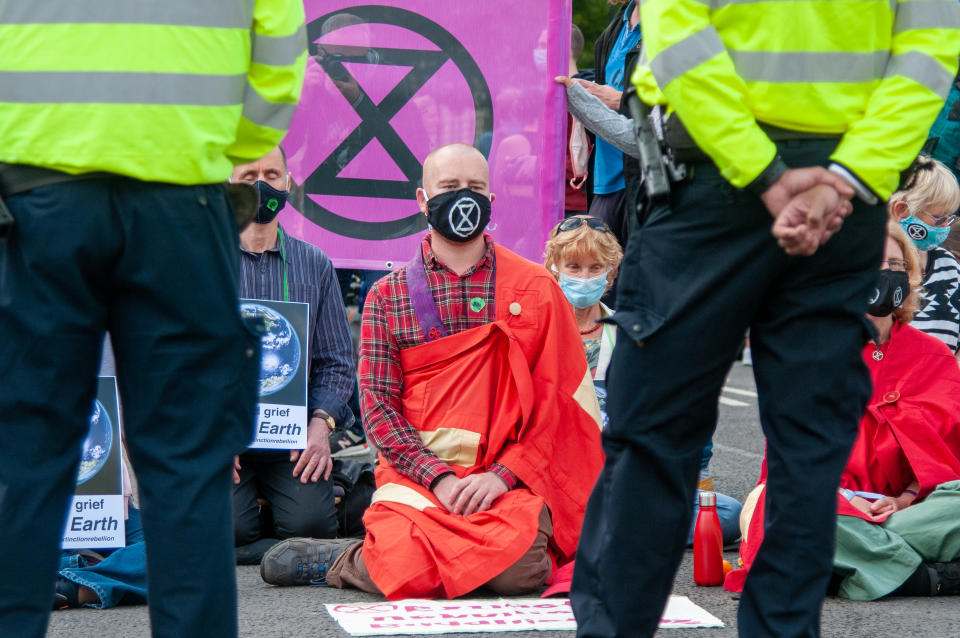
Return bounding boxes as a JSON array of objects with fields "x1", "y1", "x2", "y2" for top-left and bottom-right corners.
[{"x1": 406, "y1": 249, "x2": 448, "y2": 342}]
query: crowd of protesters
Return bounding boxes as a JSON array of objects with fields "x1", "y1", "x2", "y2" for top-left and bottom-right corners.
[{"x1": 5, "y1": 2, "x2": 960, "y2": 637}]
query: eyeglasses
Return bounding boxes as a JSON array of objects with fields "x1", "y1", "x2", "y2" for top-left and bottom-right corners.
[
  {"x1": 924, "y1": 211, "x2": 959, "y2": 227},
  {"x1": 557, "y1": 217, "x2": 611, "y2": 234},
  {"x1": 882, "y1": 259, "x2": 908, "y2": 271}
]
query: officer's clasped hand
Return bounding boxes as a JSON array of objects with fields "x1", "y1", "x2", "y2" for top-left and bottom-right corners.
[{"x1": 761, "y1": 167, "x2": 855, "y2": 257}]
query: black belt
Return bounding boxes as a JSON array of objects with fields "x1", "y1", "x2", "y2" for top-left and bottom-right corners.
[
  {"x1": 0, "y1": 163, "x2": 259, "y2": 230},
  {"x1": 0, "y1": 163, "x2": 111, "y2": 198},
  {"x1": 663, "y1": 115, "x2": 841, "y2": 164}
]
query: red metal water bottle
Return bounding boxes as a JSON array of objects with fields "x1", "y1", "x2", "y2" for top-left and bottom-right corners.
[{"x1": 693, "y1": 491, "x2": 724, "y2": 586}]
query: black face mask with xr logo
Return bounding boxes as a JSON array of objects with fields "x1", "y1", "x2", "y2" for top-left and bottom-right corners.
[
  {"x1": 867, "y1": 269, "x2": 909, "y2": 317},
  {"x1": 426, "y1": 188, "x2": 491, "y2": 243}
]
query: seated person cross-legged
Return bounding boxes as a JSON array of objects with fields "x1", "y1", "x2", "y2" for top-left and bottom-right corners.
[
  {"x1": 230, "y1": 148, "x2": 358, "y2": 562},
  {"x1": 543, "y1": 216, "x2": 741, "y2": 548},
  {"x1": 55, "y1": 341, "x2": 145, "y2": 610},
  {"x1": 260, "y1": 143, "x2": 605, "y2": 598},
  {"x1": 55, "y1": 458, "x2": 146, "y2": 610},
  {"x1": 727, "y1": 220, "x2": 960, "y2": 598}
]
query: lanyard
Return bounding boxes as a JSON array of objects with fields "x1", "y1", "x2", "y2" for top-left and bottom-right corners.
[{"x1": 277, "y1": 226, "x2": 289, "y2": 302}]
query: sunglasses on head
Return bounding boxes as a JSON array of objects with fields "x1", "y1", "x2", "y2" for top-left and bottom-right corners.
[{"x1": 557, "y1": 217, "x2": 611, "y2": 234}]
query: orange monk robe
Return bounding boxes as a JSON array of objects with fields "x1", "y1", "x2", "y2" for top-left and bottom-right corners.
[{"x1": 361, "y1": 246, "x2": 605, "y2": 600}]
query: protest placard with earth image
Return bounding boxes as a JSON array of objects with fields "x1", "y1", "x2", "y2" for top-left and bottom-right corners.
[
  {"x1": 62, "y1": 376, "x2": 125, "y2": 550},
  {"x1": 241, "y1": 299, "x2": 310, "y2": 449}
]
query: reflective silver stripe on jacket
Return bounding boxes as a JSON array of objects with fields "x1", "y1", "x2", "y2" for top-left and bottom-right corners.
[
  {"x1": 240, "y1": 86, "x2": 298, "y2": 129},
  {"x1": 0, "y1": 0, "x2": 255, "y2": 28},
  {"x1": 0, "y1": 71, "x2": 246, "y2": 105},
  {"x1": 894, "y1": 0, "x2": 960, "y2": 33},
  {"x1": 251, "y1": 24, "x2": 307, "y2": 67},
  {"x1": 710, "y1": 0, "x2": 895, "y2": 9},
  {"x1": 888, "y1": 50, "x2": 955, "y2": 97},
  {"x1": 730, "y1": 50, "x2": 890, "y2": 83},
  {"x1": 649, "y1": 27, "x2": 725, "y2": 88}
]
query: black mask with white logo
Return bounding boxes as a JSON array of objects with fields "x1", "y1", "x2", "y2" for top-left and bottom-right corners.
[
  {"x1": 867, "y1": 269, "x2": 909, "y2": 317},
  {"x1": 425, "y1": 188, "x2": 491, "y2": 243}
]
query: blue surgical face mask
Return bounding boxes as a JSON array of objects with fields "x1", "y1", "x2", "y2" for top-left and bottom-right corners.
[
  {"x1": 557, "y1": 270, "x2": 608, "y2": 309},
  {"x1": 900, "y1": 214, "x2": 951, "y2": 251}
]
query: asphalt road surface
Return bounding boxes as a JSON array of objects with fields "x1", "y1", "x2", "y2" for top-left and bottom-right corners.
[{"x1": 47, "y1": 363, "x2": 960, "y2": 637}]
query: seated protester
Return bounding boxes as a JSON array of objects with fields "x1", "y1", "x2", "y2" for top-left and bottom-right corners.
[
  {"x1": 231, "y1": 148, "x2": 357, "y2": 561},
  {"x1": 544, "y1": 215, "x2": 741, "y2": 546},
  {"x1": 889, "y1": 156, "x2": 960, "y2": 356},
  {"x1": 543, "y1": 215, "x2": 620, "y2": 381},
  {"x1": 260, "y1": 143, "x2": 604, "y2": 598},
  {"x1": 55, "y1": 504, "x2": 147, "y2": 610},
  {"x1": 727, "y1": 220, "x2": 960, "y2": 598},
  {"x1": 56, "y1": 339, "x2": 145, "y2": 609}
]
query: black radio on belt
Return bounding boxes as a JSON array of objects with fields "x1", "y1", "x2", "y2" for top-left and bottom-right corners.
[{"x1": 625, "y1": 86, "x2": 671, "y2": 202}]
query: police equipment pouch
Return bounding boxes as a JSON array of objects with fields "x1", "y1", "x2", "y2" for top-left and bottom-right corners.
[
  {"x1": 625, "y1": 84, "x2": 671, "y2": 202},
  {"x1": 224, "y1": 182, "x2": 259, "y2": 231}
]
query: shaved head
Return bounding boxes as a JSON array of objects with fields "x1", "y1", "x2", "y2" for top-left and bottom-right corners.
[
  {"x1": 417, "y1": 143, "x2": 493, "y2": 215},
  {"x1": 422, "y1": 144, "x2": 487, "y2": 191}
]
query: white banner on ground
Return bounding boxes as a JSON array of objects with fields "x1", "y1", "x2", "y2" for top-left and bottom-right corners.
[
  {"x1": 659, "y1": 596, "x2": 726, "y2": 629},
  {"x1": 324, "y1": 596, "x2": 724, "y2": 635}
]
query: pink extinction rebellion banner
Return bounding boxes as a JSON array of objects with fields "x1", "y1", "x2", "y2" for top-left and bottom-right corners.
[{"x1": 280, "y1": 1, "x2": 572, "y2": 270}]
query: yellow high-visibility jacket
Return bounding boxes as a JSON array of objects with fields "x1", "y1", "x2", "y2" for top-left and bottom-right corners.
[
  {"x1": 634, "y1": 0, "x2": 960, "y2": 200},
  {"x1": 0, "y1": 0, "x2": 306, "y2": 185}
]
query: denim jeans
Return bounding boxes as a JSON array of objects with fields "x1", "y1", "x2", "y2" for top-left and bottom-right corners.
[
  {"x1": 700, "y1": 440, "x2": 713, "y2": 476},
  {"x1": 59, "y1": 508, "x2": 147, "y2": 609},
  {"x1": 688, "y1": 491, "x2": 742, "y2": 547}
]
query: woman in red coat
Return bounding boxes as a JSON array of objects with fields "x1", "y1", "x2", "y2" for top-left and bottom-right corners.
[{"x1": 727, "y1": 220, "x2": 960, "y2": 599}]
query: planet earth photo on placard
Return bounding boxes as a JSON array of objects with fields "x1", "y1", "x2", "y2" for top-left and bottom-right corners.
[
  {"x1": 77, "y1": 399, "x2": 113, "y2": 485},
  {"x1": 240, "y1": 302, "x2": 302, "y2": 396}
]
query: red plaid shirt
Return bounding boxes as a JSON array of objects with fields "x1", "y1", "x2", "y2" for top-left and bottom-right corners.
[{"x1": 358, "y1": 234, "x2": 517, "y2": 489}]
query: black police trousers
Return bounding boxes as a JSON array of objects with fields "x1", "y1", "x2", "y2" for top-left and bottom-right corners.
[
  {"x1": 570, "y1": 139, "x2": 886, "y2": 638},
  {"x1": 0, "y1": 177, "x2": 260, "y2": 638}
]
